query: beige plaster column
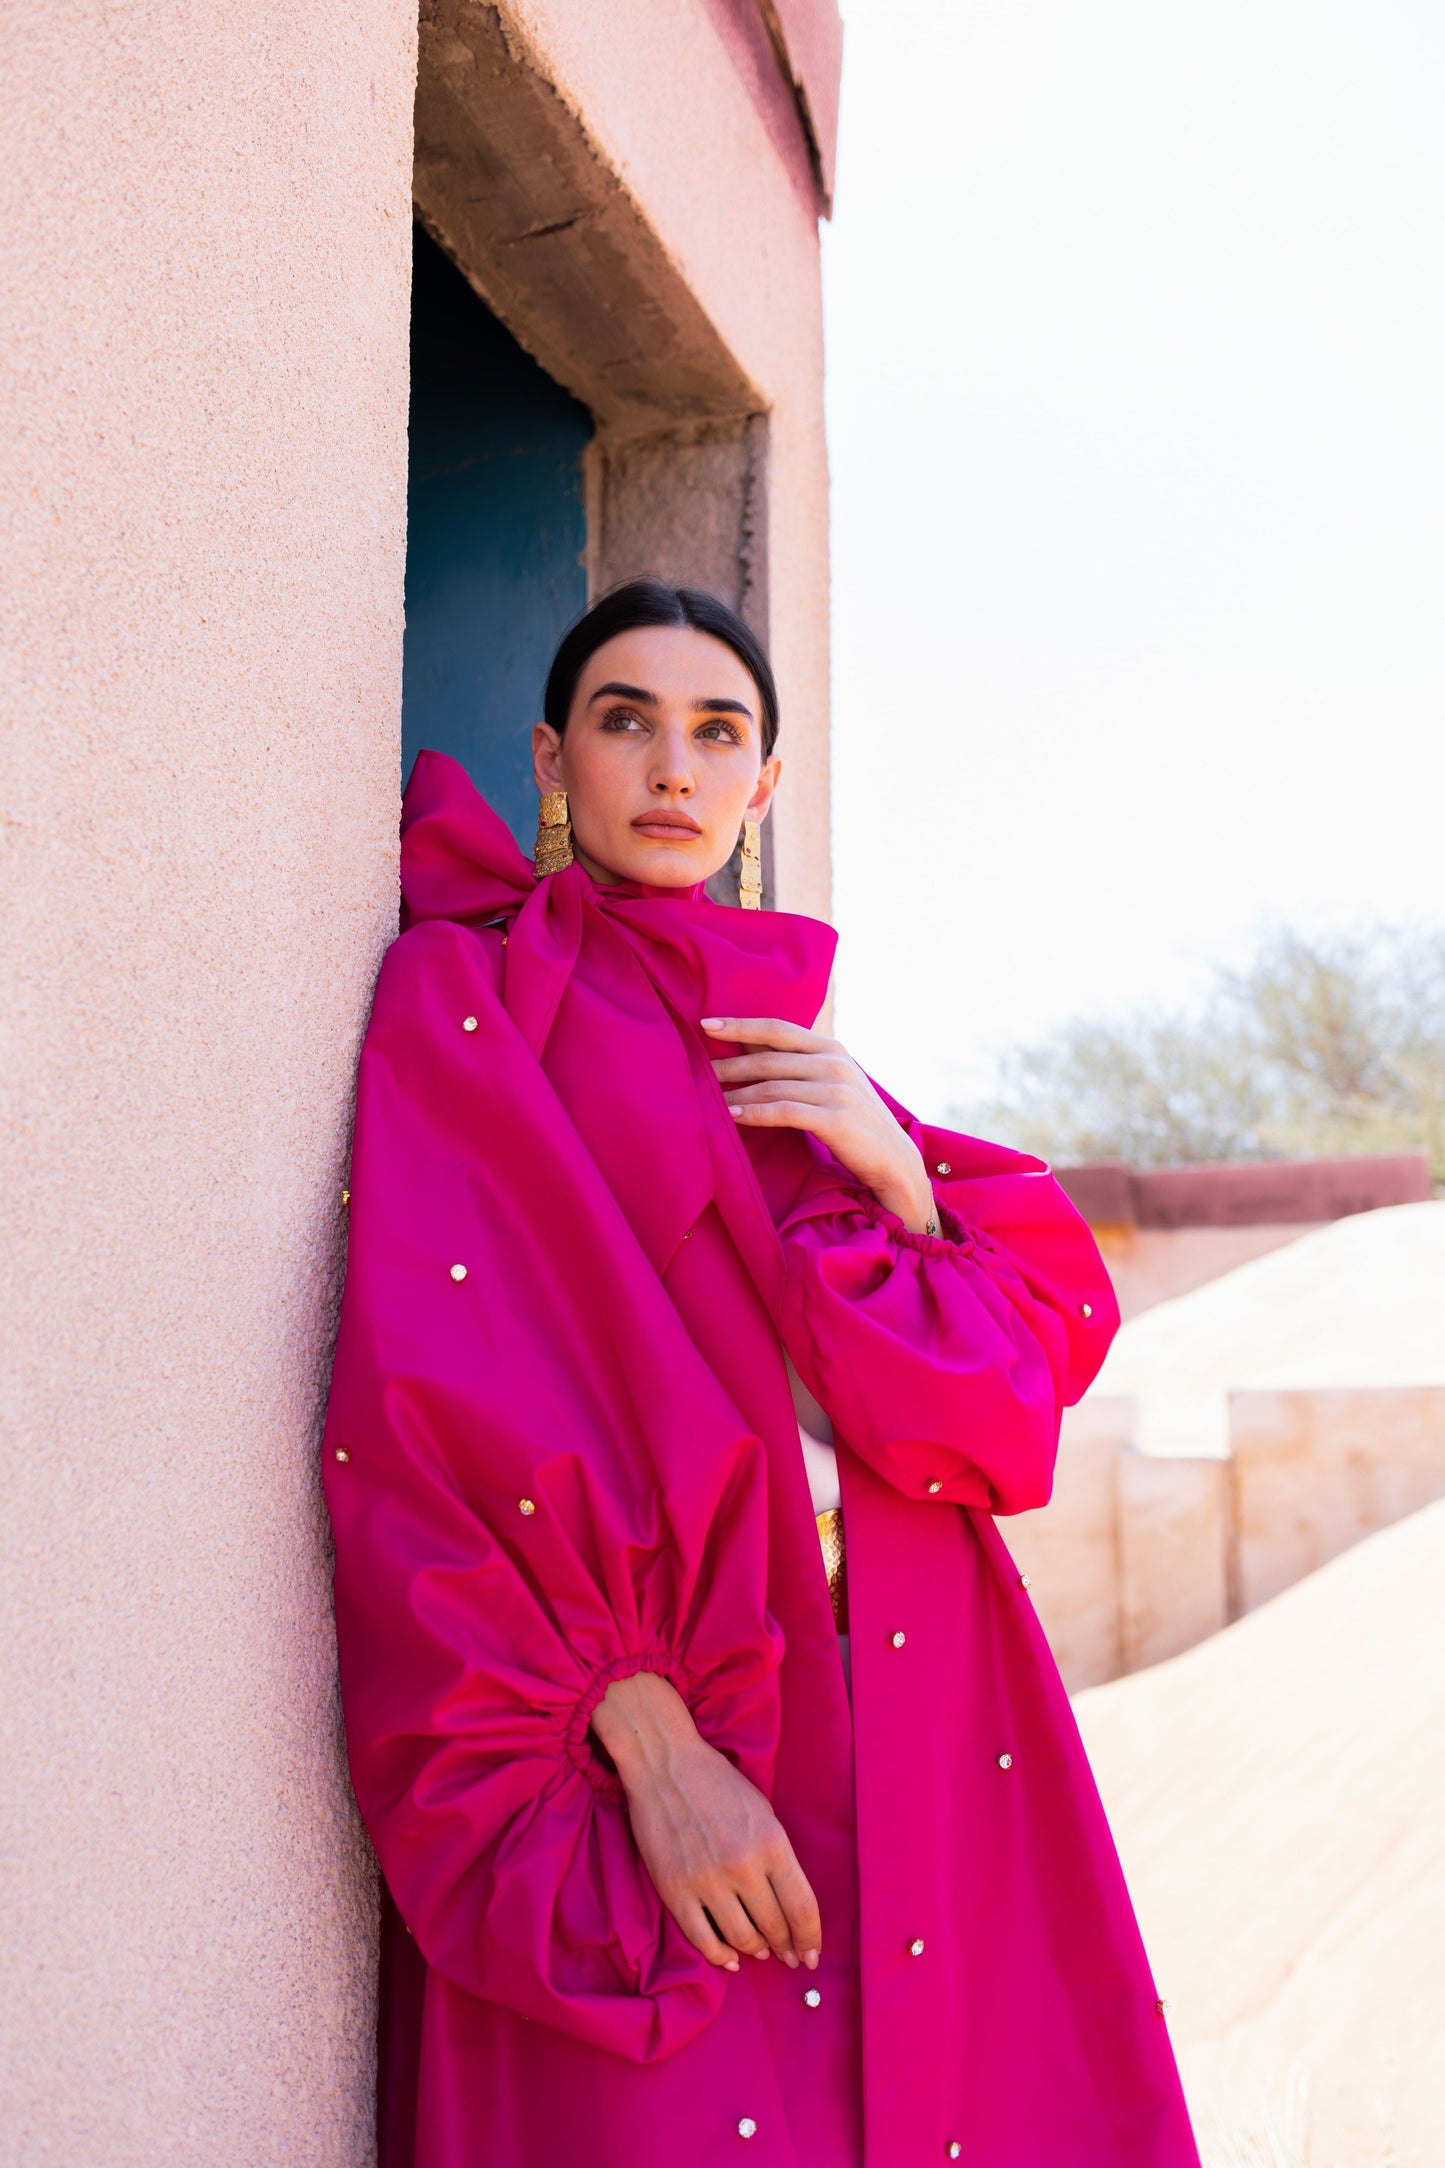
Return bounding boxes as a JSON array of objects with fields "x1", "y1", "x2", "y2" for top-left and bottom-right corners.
[{"x1": 0, "y1": 3, "x2": 416, "y2": 2159}]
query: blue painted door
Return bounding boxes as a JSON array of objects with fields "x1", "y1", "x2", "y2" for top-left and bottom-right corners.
[{"x1": 403, "y1": 226, "x2": 592, "y2": 848}]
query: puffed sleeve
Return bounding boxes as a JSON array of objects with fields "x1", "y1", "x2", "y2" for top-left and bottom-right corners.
[
  {"x1": 324, "y1": 924, "x2": 781, "y2": 2063},
  {"x1": 771, "y1": 1100, "x2": 1118, "y2": 1516}
]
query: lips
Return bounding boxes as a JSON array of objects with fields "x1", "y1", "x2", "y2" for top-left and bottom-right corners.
[{"x1": 631, "y1": 815, "x2": 703, "y2": 837}]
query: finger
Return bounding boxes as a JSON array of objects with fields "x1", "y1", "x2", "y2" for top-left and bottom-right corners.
[
  {"x1": 727, "y1": 1099, "x2": 832, "y2": 1131},
  {"x1": 723, "y1": 1079, "x2": 839, "y2": 1110},
  {"x1": 707, "y1": 1891, "x2": 774, "y2": 1962},
  {"x1": 676, "y1": 1899, "x2": 741, "y2": 1972},
  {"x1": 769, "y1": 1852, "x2": 823, "y2": 1970},
  {"x1": 731, "y1": 1872, "x2": 800, "y2": 1967},
  {"x1": 711, "y1": 1050, "x2": 847, "y2": 1085},
  {"x1": 701, "y1": 1017, "x2": 831, "y2": 1053}
]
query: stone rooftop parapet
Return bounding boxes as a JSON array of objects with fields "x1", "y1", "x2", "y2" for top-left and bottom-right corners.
[{"x1": 1057, "y1": 1150, "x2": 1430, "y2": 1228}]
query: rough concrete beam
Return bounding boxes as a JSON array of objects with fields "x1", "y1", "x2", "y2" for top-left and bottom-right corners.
[{"x1": 414, "y1": 0, "x2": 764, "y2": 432}]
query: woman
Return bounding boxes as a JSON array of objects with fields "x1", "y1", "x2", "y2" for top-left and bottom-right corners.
[{"x1": 324, "y1": 579, "x2": 1199, "y2": 2168}]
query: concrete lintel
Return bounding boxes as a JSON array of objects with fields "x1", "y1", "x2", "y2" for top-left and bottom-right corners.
[{"x1": 414, "y1": 0, "x2": 765, "y2": 434}]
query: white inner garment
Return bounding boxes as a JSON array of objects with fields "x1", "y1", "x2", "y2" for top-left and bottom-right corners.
[{"x1": 786, "y1": 1353, "x2": 839, "y2": 1515}]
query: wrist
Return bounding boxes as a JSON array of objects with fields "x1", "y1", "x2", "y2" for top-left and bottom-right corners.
[
  {"x1": 590, "y1": 1669, "x2": 699, "y2": 1788},
  {"x1": 870, "y1": 1146, "x2": 936, "y2": 1235}
]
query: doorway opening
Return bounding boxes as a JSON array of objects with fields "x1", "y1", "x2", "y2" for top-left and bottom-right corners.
[{"x1": 402, "y1": 226, "x2": 593, "y2": 845}]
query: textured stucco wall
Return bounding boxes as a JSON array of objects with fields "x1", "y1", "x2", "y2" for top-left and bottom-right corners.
[
  {"x1": 1, "y1": 0, "x2": 834, "y2": 2154},
  {"x1": 0, "y1": 2, "x2": 416, "y2": 2160}
]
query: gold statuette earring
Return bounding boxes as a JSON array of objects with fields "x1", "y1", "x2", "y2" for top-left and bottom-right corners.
[
  {"x1": 739, "y1": 817, "x2": 763, "y2": 909},
  {"x1": 534, "y1": 790, "x2": 573, "y2": 877}
]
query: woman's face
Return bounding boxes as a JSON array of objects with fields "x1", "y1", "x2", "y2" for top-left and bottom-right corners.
[{"x1": 531, "y1": 624, "x2": 780, "y2": 889}]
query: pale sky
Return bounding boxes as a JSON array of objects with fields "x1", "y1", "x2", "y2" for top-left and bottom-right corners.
[{"x1": 823, "y1": 0, "x2": 1445, "y2": 1121}]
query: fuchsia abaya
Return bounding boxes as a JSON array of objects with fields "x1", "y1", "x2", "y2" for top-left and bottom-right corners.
[{"x1": 323, "y1": 751, "x2": 1200, "y2": 2168}]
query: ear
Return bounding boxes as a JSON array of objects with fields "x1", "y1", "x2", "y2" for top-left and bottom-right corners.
[
  {"x1": 746, "y1": 754, "x2": 781, "y2": 822},
  {"x1": 532, "y1": 722, "x2": 565, "y2": 794}
]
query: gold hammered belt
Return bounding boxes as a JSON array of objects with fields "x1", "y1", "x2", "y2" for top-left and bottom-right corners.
[{"x1": 815, "y1": 1508, "x2": 849, "y2": 1632}]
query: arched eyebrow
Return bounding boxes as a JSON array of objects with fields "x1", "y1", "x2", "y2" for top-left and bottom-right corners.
[
  {"x1": 588, "y1": 680, "x2": 754, "y2": 721},
  {"x1": 589, "y1": 681, "x2": 656, "y2": 704},
  {"x1": 690, "y1": 695, "x2": 754, "y2": 719}
]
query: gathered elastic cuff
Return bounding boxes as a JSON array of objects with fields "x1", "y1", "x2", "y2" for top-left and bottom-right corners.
[
  {"x1": 854, "y1": 1191, "x2": 980, "y2": 1259},
  {"x1": 565, "y1": 1651, "x2": 694, "y2": 1794}
]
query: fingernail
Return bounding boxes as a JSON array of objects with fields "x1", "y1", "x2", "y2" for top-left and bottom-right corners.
[
  {"x1": 700, "y1": 1018, "x2": 724, "y2": 1030},
  {"x1": 753, "y1": 1949, "x2": 770, "y2": 1960},
  {"x1": 803, "y1": 1949, "x2": 820, "y2": 1970},
  {"x1": 782, "y1": 1950, "x2": 799, "y2": 1969},
  {"x1": 729, "y1": 1106, "x2": 744, "y2": 1117},
  {"x1": 725, "y1": 1958, "x2": 740, "y2": 1973}
]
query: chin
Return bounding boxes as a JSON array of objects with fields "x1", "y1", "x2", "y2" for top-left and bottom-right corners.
[
  {"x1": 634, "y1": 856, "x2": 711, "y2": 889},
  {"x1": 619, "y1": 836, "x2": 714, "y2": 887}
]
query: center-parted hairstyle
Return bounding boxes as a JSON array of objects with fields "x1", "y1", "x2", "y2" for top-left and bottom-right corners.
[{"x1": 543, "y1": 579, "x2": 780, "y2": 757}]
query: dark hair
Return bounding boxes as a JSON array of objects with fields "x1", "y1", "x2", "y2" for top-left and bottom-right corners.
[{"x1": 543, "y1": 578, "x2": 779, "y2": 756}]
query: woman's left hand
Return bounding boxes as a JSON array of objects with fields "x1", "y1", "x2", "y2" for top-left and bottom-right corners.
[{"x1": 703, "y1": 1016, "x2": 936, "y2": 1234}]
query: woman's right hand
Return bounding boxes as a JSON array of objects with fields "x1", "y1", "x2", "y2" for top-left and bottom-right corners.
[{"x1": 590, "y1": 1669, "x2": 822, "y2": 1975}]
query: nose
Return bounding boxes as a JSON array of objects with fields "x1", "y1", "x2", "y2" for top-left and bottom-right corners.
[{"x1": 648, "y1": 721, "x2": 695, "y2": 797}]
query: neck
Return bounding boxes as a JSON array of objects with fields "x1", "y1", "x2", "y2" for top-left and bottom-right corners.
[{"x1": 572, "y1": 844, "x2": 621, "y2": 888}]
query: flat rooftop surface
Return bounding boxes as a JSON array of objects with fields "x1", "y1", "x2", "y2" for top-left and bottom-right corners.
[
  {"x1": 1076, "y1": 1496, "x2": 1445, "y2": 2168},
  {"x1": 1090, "y1": 1198, "x2": 1445, "y2": 1455}
]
